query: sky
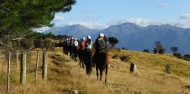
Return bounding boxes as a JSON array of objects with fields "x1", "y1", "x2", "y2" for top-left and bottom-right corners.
[{"x1": 50, "y1": 0, "x2": 190, "y2": 29}]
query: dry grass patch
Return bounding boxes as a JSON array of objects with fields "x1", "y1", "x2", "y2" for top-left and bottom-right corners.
[{"x1": 0, "y1": 48, "x2": 190, "y2": 94}]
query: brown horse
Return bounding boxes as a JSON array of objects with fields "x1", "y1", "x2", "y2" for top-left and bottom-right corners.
[{"x1": 93, "y1": 52, "x2": 110, "y2": 83}]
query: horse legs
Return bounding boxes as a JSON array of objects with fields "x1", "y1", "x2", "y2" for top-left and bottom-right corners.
[
  {"x1": 79, "y1": 60, "x2": 84, "y2": 68},
  {"x1": 82, "y1": 60, "x2": 85, "y2": 68},
  {"x1": 96, "y1": 67, "x2": 99, "y2": 80},
  {"x1": 100, "y1": 70, "x2": 103, "y2": 81},
  {"x1": 105, "y1": 65, "x2": 108, "y2": 83},
  {"x1": 78, "y1": 56, "x2": 81, "y2": 67}
]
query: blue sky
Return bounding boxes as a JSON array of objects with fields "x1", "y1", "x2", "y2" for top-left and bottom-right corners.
[{"x1": 51, "y1": 0, "x2": 190, "y2": 29}]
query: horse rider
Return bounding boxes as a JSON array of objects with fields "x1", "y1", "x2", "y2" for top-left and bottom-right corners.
[
  {"x1": 84, "y1": 35, "x2": 93, "y2": 75},
  {"x1": 93, "y1": 33, "x2": 107, "y2": 66},
  {"x1": 73, "y1": 38, "x2": 79, "y2": 61},
  {"x1": 63, "y1": 38, "x2": 69, "y2": 55},
  {"x1": 69, "y1": 37, "x2": 75, "y2": 59},
  {"x1": 78, "y1": 37, "x2": 86, "y2": 68},
  {"x1": 93, "y1": 33, "x2": 110, "y2": 82}
]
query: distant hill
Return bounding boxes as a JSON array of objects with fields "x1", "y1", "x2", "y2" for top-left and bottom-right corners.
[
  {"x1": 44, "y1": 24, "x2": 100, "y2": 39},
  {"x1": 44, "y1": 23, "x2": 190, "y2": 54}
]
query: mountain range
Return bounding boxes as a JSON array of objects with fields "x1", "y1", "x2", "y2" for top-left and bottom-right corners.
[{"x1": 44, "y1": 23, "x2": 190, "y2": 54}]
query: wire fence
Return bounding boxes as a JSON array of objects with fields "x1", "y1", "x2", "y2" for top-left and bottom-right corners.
[{"x1": 0, "y1": 50, "x2": 48, "y2": 93}]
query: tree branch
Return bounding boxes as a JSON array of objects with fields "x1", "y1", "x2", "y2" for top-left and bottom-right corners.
[
  {"x1": 0, "y1": 6, "x2": 18, "y2": 16},
  {"x1": 12, "y1": 33, "x2": 28, "y2": 41},
  {"x1": 0, "y1": 41, "x2": 15, "y2": 50}
]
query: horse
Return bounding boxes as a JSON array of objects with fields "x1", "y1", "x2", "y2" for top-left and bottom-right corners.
[
  {"x1": 73, "y1": 45, "x2": 79, "y2": 61},
  {"x1": 78, "y1": 48, "x2": 86, "y2": 68},
  {"x1": 63, "y1": 41, "x2": 69, "y2": 56},
  {"x1": 93, "y1": 52, "x2": 110, "y2": 83},
  {"x1": 69, "y1": 45, "x2": 76, "y2": 60},
  {"x1": 84, "y1": 49, "x2": 94, "y2": 76}
]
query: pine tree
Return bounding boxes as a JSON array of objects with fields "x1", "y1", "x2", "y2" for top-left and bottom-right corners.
[{"x1": 0, "y1": 0, "x2": 76, "y2": 50}]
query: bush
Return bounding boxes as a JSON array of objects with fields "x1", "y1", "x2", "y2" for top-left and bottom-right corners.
[
  {"x1": 44, "y1": 39, "x2": 55, "y2": 51},
  {"x1": 34, "y1": 39, "x2": 43, "y2": 48},
  {"x1": 143, "y1": 49, "x2": 150, "y2": 53},
  {"x1": 20, "y1": 39, "x2": 34, "y2": 50},
  {"x1": 34, "y1": 39, "x2": 55, "y2": 50},
  {"x1": 120, "y1": 55, "x2": 130, "y2": 62},
  {"x1": 184, "y1": 54, "x2": 190, "y2": 61},
  {"x1": 112, "y1": 54, "x2": 119, "y2": 59},
  {"x1": 173, "y1": 53, "x2": 182, "y2": 58}
]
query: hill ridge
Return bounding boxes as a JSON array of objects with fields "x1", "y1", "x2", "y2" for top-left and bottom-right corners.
[{"x1": 44, "y1": 22, "x2": 190, "y2": 54}]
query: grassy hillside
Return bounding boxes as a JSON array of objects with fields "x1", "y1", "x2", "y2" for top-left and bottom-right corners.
[{"x1": 0, "y1": 48, "x2": 190, "y2": 94}]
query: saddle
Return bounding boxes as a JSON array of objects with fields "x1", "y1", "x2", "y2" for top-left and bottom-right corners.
[{"x1": 92, "y1": 52, "x2": 110, "y2": 66}]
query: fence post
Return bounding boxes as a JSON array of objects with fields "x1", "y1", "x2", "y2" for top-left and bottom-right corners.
[
  {"x1": 7, "y1": 52, "x2": 11, "y2": 92},
  {"x1": 42, "y1": 51, "x2": 47, "y2": 81},
  {"x1": 16, "y1": 51, "x2": 19, "y2": 71},
  {"x1": 29, "y1": 52, "x2": 32, "y2": 70},
  {"x1": 20, "y1": 52, "x2": 26, "y2": 86},
  {"x1": 0, "y1": 53, "x2": 2, "y2": 72},
  {"x1": 35, "y1": 51, "x2": 39, "y2": 82}
]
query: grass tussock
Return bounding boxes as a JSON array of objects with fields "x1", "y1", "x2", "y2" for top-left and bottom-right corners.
[{"x1": 0, "y1": 47, "x2": 190, "y2": 94}]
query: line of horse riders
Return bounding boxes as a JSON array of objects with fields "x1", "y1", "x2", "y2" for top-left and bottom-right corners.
[{"x1": 63, "y1": 33, "x2": 109, "y2": 82}]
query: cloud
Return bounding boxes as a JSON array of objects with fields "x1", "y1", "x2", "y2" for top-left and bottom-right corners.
[
  {"x1": 180, "y1": 13, "x2": 190, "y2": 19},
  {"x1": 53, "y1": 13, "x2": 190, "y2": 29},
  {"x1": 125, "y1": 17, "x2": 160, "y2": 27},
  {"x1": 33, "y1": 26, "x2": 51, "y2": 32},
  {"x1": 103, "y1": 16, "x2": 190, "y2": 29},
  {"x1": 59, "y1": 16, "x2": 190, "y2": 29},
  {"x1": 124, "y1": 17, "x2": 190, "y2": 28},
  {"x1": 103, "y1": 17, "x2": 162, "y2": 27},
  {"x1": 53, "y1": 16, "x2": 64, "y2": 22},
  {"x1": 67, "y1": 22, "x2": 107, "y2": 29},
  {"x1": 60, "y1": 16, "x2": 105, "y2": 29},
  {"x1": 159, "y1": 3, "x2": 169, "y2": 8}
]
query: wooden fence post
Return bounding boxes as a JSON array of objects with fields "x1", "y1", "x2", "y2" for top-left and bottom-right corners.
[
  {"x1": 0, "y1": 53, "x2": 2, "y2": 72},
  {"x1": 35, "y1": 51, "x2": 39, "y2": 82},
  {"x1": 16, "y1": 51, "x2": 19, "y2": 71},
  {"x1": 20, "y1": 52, "x2": 26, "y2": 86},
  {"x1": 29, "y1": 52, "x2": 32, "y2": 70},
  {"x1": 42, "y1": 51, "x2": 47, "y2": 81},
  {"x1": 7, "y1": 52, "x2": 11, "y2": 92}
]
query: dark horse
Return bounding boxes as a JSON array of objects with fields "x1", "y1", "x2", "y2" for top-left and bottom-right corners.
[
  {"x1": 84, "y1": 50, "x2": 94, "y2": 76},
  {"x1": 93, "y1": 52, "x2": 109, "y2": 83},
  {"x1": 78, "y1": 49, "x2": 85, "y2": 68}
]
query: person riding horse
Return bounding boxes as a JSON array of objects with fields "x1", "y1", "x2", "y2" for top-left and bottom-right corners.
[
  {"x1": 73, "y1": 38, "x2": 78, "y2": 61},
  {"x1": 69, "y1": 37, "x2": 75, "y2": 59},
  {"x1": 84, "y1": 35, "x2": 93, "y2": 76},
  {"x1": 93, "y1": 33, "x2": 109, "y2": 82},
  {"x1": 78, "y1": 37, "x2": 86, "y2": 68},
  {"x1": 63, "y1": 38, "x2": 69, "y2": 56}
]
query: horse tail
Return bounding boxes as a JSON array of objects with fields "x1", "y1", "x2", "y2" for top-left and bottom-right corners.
[{"x1": 106, "y1": 53, "x2": 110, "y2": 67}]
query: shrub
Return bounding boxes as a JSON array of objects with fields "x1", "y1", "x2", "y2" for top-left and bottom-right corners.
[
  {"x1": 34, "y1": 39, "x2": 55, "y2": 50},
  {"x1": 112, "y1": 54, "x2": 119, "y2": 59},
  {"x1": 184, "y1": 54, "x2": 190, "y2": 61},
  {"x1": 20, "y1": 39, "x2": 34, "y2": 50},
  {"x1": 143, "y1": 49, "x2": 150, "y2": 53},
  {"x1": 173, "y1": 53, "x2": 182, "y2": 59},
  {"x1": 120, "y1": 55, "x2": 130, "y2": 62}
]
